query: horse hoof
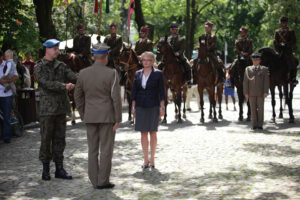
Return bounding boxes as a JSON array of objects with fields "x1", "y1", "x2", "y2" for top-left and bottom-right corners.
[
  {"x1": 175, "y1": 115, "x2": 178, "y2": 120},
  {"x1": 177, "y1": 119, "x2": 183, "y2": 123},
  {"x1": 130, "y1": 120, "x2": 134, "y2": 125},
  {"x1": 289, "y1": 118, "x2": 295, "y2": 123},
  {"x1": 200, "y1": 118, "x2": 204, "y2": 123},
  {"x1": 279, "y1": 114, "x2": 283, "y2": 119},
  {"x1": 162, "y1": 119, "x2": 167, "y2": 124},
  {"x1": 72, "y1": 120, "x2": 76, "y2": 125},
  {"x1": 218, "y1": 115, "x2": 223, "y2": 120},
  {"x1": 183, "y1": 114, "x2": 186, "y2": 119},
  {"x1": 213, "y1": 118, "x2": 218, "y2": 123},
  {"x1": 208, "y1": 115, "x2": 212, "y2": 119},
  {"x1": 238, "y1": 117, "x2": 243, "y2": 121},
  {"x1": 247, "y1": 117, "x2": 251, "y2": 122}
]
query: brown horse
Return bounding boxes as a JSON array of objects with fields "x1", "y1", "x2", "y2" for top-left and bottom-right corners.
[
  {"x1": 259, "y1": 47, "x2": 297, "y2": 123},
  {"x1": 58, "y1": 51, "x2": 87, "y2": 124},
  {"x1": 156, "y1": 36, "x2": 187, "y2": 123},
  {"x1": 119, "y1": 44, "x2": 141, "y2": 123},
  {"x1": 196, "y1": 41, "x2": 222, "y2": 123}
]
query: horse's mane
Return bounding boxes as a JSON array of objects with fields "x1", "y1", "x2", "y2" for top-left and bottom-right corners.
[{"x1": 258, "y1": 47, "x2": 278, "y2": 57}]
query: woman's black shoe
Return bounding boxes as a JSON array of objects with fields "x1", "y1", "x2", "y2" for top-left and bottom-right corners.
[{"x1": 95, "y1": 183, "x2": 115, "y2": 189}]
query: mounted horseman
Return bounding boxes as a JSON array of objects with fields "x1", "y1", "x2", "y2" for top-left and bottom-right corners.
[{"x1": 135, "y1": 26, "x2": 153, "y2": 57}]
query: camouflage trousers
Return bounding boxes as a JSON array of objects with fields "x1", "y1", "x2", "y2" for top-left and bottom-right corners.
[{"x1": 39, "y1": 114, "x2": 66, "y2": 163}]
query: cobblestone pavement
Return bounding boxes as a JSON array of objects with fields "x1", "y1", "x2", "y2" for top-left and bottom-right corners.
[{"x1": 1, "y1": 86, "x2": 300, "y2": 200}]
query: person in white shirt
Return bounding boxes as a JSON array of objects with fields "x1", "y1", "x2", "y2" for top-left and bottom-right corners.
[{"x1": 0, "y1": 50, "x2": 17, "y2": 95}]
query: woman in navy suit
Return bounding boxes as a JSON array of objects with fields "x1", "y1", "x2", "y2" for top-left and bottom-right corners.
[{"x1": 131, "y1": 51, "x2": 165, "y2": 169}]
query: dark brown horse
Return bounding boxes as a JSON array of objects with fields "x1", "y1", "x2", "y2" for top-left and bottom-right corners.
[
  {"x1": 58, "y1": 51, "x2": 87, "y2": 124},
  {"x1": 229, "y1": 58, "x2": 251, "y2": 121},
  {"x1": 196, "y1": 41, "x2": 223, "y2": 123},
  {"x1": 119, "y1": 44, "x2": 141, "y2": 123},
  {"x1": 259, "y1": 47, "x2": 296, "y2": 123},
  {"x1": 156, "y1": 36, "x2": 187, "y2": 123}
]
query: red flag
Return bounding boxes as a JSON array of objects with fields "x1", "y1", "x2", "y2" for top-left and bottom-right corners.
[
  {"x1": 127, "y1": 0, "x2": 135, "y2": 37},
  {"x1": 94, "y1": 0, "x2": 99, "y2": 13}
]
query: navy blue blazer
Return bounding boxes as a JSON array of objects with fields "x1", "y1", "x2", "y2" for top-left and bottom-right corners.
[{"x1": 131, "y1": 67, "x2": 166, "y2": 108}]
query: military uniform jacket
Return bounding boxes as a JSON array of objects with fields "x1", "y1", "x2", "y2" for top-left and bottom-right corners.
[
  {"x1": 74, "y1": 62, "x2": 122, "y2": 123},
  {"x1": 104, "y1": 34, "x2": 123, "y2": 59},
  {"x1": 243, "y1": 65, "x2": 269, "y2": 97},
  {"x1": 134, "y1": 38, "x2": 153, "y2": 56},
  {"x1": 199, "y1": 33, "x2": 217, "y2": 55},
  {"x1": 73, "y1": 34, "x2": 91, "y2": 56},
  {"x1": 34, "y1": 58, "x2": 78, "y2": 116},
  {"x1": 274, "y1": 27, "x2": 297, "y2": 54},
  {"x1": 167, "y1": 35, "x2": 185, "y2": 56},
  {"x1": 235, "y1": 37, "x2": 253, "y2": 59}
]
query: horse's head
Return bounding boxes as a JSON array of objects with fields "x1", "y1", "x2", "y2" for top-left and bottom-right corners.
[
  {"x1": 258, "y1": 47, "x2": 278, "y2": 66},
  {"x1": 197, "y1": 38, "x2": 208, "y2": 60},
  {"x1": 156, "y1": 36, "x2": 169, "y2": 61},
  {"x1": 120, "y1": 43, "x2": 132, "y2": 64}
]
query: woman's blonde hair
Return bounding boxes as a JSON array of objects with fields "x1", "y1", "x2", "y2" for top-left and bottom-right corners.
[{"x1": 141, "y1": 51, "x2": 156, "y2": 61}]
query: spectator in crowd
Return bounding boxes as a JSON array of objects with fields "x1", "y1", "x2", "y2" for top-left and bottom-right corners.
[
  {"x1": 1, "y1": 50, "x2": 17, "y2": 95},
  {"x1": 22, "y1": 52, "x2": 36, "y2": 88},
  {"x1": 224, "y1": 66, "x2": 236, "y2": 111},
  {"x1": 131, "y1": 51, "x2": 166, "y2": 169},
  {"x1": 0, "y1": 50, "x2": 18, "y2": 143}
]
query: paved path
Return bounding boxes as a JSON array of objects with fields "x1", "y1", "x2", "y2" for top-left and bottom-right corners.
[{"x1": 1, "y1": 86, "x2": 300, "y2": 200}]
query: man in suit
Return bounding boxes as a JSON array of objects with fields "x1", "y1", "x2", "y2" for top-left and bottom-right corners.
[
  {"x1": 74, "y1": 43, "x2": 122, "y2": 189},
  {"x1": 243, "y1": 53, "x2": 269, "y2": 130}
]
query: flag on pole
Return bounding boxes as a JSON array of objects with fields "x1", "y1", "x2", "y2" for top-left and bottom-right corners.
[
  {"x1": 127, "y1": 0, "x2": 135, "y2": 38},
  {"x1": 94, "y1": 0, "x2": 99, "y2": 13}
]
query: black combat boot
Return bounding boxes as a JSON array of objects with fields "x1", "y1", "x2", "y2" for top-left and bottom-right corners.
[
  {"x1": 42, "y1": 162, "x2": 51, "y2": 181},
  {"x1": 55, "y1": 162, "x2": 72, "y2": 180}
]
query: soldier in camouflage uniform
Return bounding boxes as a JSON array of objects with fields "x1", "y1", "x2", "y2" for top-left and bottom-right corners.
[
  {"x1": 197, "y1": 22, "x2": 225, "y2": 83},
  {"x1": 34, "y1": 39, "x2": 78, "y2": 181},
  {"x1": 73, "y1": 24, "x2": 92, "y2": 66},
  {"x1": 229, "y1": 27, "x2": 253, "y2": 88},
  {"x1": 135, "y1": 26, "x2": 153, "y2": 56},
  {"x1": 163, "y1": 23, "x2": 191, "y2": 83},
  {"x1": 104, "y1": 23, "x2": 123, "y2": 69},
  {"x1": 274, "y1": 17, "x2": 298, "y2": 85}
]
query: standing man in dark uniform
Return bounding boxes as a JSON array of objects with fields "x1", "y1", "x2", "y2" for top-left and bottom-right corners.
[
  {"x1": 104, "y1": 23, "x2": 123, "y2": 69},
  {"x1": 34, "y1": 39, "x2": 78, "y2": 181},
  {"x1": 197, "y1": 22, "x2": 225, "y2": 83},
  {"x1": 73, "y1": 24, "x2": 92, "y2": 66},
  {"x1": 229, "y1": 27, "x2": 253, "y2": 88},
  {"x1": 243, "y1": 53, "x2": 269, "y2": 130},
  {"x1": 135, "y1": 26, "x2": 153, "y2": 57},
  {"x1": 274, "y1": 16, "x2": 298, "y2": 85},
  {"x1": 167, "y1": 22, "x2": 191, "y2": 83}
]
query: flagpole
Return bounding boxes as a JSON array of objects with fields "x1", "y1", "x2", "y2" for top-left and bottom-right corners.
[{"x1": 98, "y1": 0, "x2": 103, "y2": 36}]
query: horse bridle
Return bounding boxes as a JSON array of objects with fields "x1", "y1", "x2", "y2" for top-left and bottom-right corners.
[{"x1": 119, "y1": 49, "x2": 138, "y2": 71}]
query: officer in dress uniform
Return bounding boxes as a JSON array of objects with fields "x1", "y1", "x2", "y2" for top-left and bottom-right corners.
[
  {"x1": 135, "y1": 26, "x2": 153, "y2": 56},
  {"x1": 243, "y1": 53, "x2": 269, "y2": 130},
  {"x1": 229, "y1": 27, "x2": 253, "y2": 88},
  {"x1": 34, "y1": 39, "x2": 78, "y2": 181},
  {"x1": 274, "y1": 16, "x2": 298, "y2": 86},
  {"x1": 74, "y1": 43, "x2": 122, "y2": 189},
  {"x1": 104, "y1": 23, "x2": 123, "y2": 69},
  {"x1": 73, "y1": 24, "x2": 92, "y2": 66},
  {"x1": 166, "y1": 22, "x2": 191, "y2": 83},
  {"x1": 197, "y1": 22, "x2": 225, "y2": 83}
]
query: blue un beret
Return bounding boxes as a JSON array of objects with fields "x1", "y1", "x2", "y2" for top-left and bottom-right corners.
[{"x1": 43, "y1": 39, "x2": 60, "y2": 48}]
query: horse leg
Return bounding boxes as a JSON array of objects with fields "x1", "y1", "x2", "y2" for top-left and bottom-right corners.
[
  {"x1": 287, "y1": 83, "x2": 295, "y2": 123},
  {"x1": 176, "y1": 91, "x2": 182, "y2": 123},
  {"x1": 238, "y1": 88, "x2": 244, "y2": 121},
  {"x1": 278, "y1": 86, "x2": 283, "y2": 118},
  {"x1": 246, "y1": 100, "x2": 251, "y2": 122},
  {"x1": 218, "y1": 85, "x2": 223, "y2": 120},
  {"x1": 182, "y1": 87, "x2": 187, "y2": 119},
  {"x1": 198, "y1": 86, "x2": 205, "y2": 123},
  {"x1": 210, "y1": 88, "x2": 218, "y2": 123},
  {"x1": 270, "y1": 86, "x2": 276, "y2": 123},
  {"x1": 71, "y1": 101, "x2": 76, "y2": 125},
  {"x1": 162, "y1": 87, "x2": 168, "y2": 124}
]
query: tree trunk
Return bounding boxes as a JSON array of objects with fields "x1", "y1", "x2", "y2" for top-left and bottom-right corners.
[
  {"x1": 189, "y1": 0, "x2": 197, "y2": 59},
  {"x1": 185, "y1": 0, "x2": 191, "y2": 59},
  {"x1": 33, "y1": 0, "x2": 56, "y2": 44}
]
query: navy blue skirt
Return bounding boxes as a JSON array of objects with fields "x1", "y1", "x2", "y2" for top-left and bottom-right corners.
[{"x1": 135, "y1": 106, "x2": 159, "y2": 132}]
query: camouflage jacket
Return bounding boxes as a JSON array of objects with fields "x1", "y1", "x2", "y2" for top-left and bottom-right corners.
[
  {"x1": 104, "y1": 34, "x2": 123, "y2": 59},
  {"x1": 34, "y1": 58, "x2": 78, "y2": 116},
  {"x1": 235, "y1": 37, "x2": 253, "y2": 59},
  {"x1": 199, "y1": 33, "x2": 217, "y2": 56},
  {"x1": 167, "y1": 35, "x2": 185, "y2": 56},
  {"x1": 134, "y1": 38, "x2": 153, "y2": 56},
  {"x1": 274, "y1": 27, "x2": 297, "y2": 55},
  {"x1": 73, "y1": 34, "x2": 91, "y2": 56}
]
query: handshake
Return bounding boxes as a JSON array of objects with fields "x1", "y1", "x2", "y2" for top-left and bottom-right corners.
[{"x1": 65, "y1": 83, "x2": 75, "y2": 91}]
